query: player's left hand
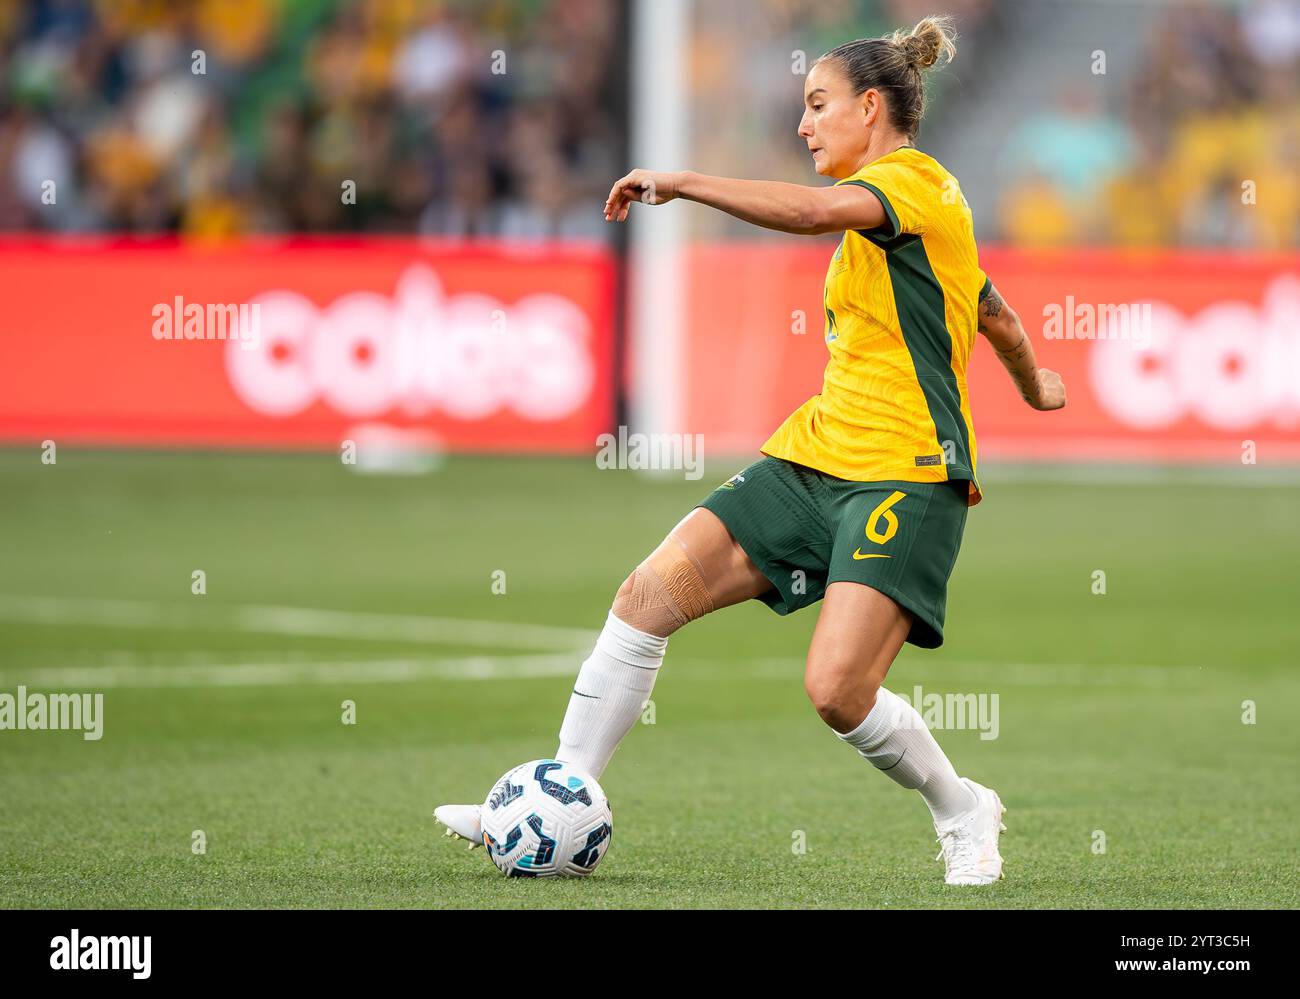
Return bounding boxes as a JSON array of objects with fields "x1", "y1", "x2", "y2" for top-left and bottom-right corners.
[
  {"x1": 1030, "y1": 367, "x2": 1067, "y2": 411},
  {"x1": 604, "y1": 169, "x2": 680, "y2": 221}
]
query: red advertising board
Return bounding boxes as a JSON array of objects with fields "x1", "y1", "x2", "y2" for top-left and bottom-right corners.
[
  {"x1": 3, "y1": 238, "x2": 1297, "y2": 464},
  {"x1": 0, "y1": 237, "x2": 616, "y2": 452},
  {"x1": 683, "y1": 245, "x2": 1300, "y2": 463}
]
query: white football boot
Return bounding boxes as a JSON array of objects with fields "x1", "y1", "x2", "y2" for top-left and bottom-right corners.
[
  {"x1": 433, "y1": 804, "x2": 483, "y2": 850},
  {"x1": 934, "y1": 778, "x2": 1007, "y2": 885}
]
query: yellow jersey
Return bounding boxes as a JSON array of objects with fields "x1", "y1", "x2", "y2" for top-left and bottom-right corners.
[{"x1": 760, "y1": 145, "x2": 988, "y2": 506}]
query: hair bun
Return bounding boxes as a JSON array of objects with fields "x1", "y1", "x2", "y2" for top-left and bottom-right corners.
[{"x1": 891, "y1": 15, "x2": 957, "y2": 72}]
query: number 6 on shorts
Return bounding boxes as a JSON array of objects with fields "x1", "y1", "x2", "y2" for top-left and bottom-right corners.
[{"x1": 865, "y1": 490, "x2": 908, "y2": 545}]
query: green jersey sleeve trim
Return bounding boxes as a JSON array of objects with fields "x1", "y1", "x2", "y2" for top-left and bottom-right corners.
[{"x1": 838, "y1": 178, "x2": 900, "y2": 240}]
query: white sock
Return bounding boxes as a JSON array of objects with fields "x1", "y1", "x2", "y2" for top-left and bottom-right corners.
[
  {"x1": 555, "y1": 611, "x2": 667, "y2": 780},
  {"x1": 835, "y1": 686, "x2": 977, "y2": 826}
]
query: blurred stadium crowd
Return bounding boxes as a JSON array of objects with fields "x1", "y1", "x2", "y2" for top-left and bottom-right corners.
[
  {"x1": 1002, "y1": 0, "x2": 1300, "y2": 249},
  {"x1": 1, "y1": 0, "x2": 1296, "y2": 248},
  {"x1": 0, "y1": 0, "x2": 623, "y2": 240}
]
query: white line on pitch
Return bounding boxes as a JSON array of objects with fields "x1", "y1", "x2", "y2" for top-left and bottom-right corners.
[
  {"x1": 0, "y1": 595, "x2": 595, "y2": 652},
  {"x1": 233, "y1": 604, "x2": 592, "y2": 651},
  {"x1": 0, "y1": 653, "x2": 1237, "y2": 691},
  {"x1": 0, "y1": 655, "x2": 580, "y2": 689},
  {"x1": 0, "y1": 597, "x2": 1255, "y2": 691}
]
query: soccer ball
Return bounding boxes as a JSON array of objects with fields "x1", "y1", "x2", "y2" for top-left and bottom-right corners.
[{"x1": 480, "y1": 759, "x2": 613, "y2": 878}]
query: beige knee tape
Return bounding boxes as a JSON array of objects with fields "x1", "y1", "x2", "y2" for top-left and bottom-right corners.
[{"x1": 616, "y1": 543, "x2": 715, "y2": 635}]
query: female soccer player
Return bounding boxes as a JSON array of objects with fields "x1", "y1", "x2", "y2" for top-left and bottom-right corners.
[{"x1": 437, "y1": 15, "x2": 1065, "y2": 885}]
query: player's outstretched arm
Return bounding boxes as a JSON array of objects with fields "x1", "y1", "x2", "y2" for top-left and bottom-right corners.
[
  {"x1": 603, "y1": 168, "x2": 886, "y2": 235},
  {"x1": 977, "y1": 283, "x2": 1066, "y2": 411}
]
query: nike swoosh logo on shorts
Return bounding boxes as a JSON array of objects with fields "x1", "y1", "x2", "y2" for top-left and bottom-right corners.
[{"x1": 852, "y1": 550, "x2": 892, "y2": 560}]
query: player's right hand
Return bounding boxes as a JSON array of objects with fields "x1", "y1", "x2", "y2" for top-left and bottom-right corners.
[{"x1": 604, "y1": 169, "x2": 680, "y2": 222}]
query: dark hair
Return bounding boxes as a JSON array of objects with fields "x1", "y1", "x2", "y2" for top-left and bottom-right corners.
[{"x1": 816, "y1": 15, "x2": 957, "y2": 139}]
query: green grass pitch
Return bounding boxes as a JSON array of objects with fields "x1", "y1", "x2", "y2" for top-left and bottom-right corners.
[{"x1": 0, "y1": 449, "x2": 1296, "y2": 908}]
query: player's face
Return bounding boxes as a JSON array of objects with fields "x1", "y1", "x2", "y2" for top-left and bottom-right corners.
[{"x1": 798, "y1": 60, "x2": 872, "y2": 179}]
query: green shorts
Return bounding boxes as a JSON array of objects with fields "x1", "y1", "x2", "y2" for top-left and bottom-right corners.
[{"x1": 696, "y1": 456, "x2": 969, "y2": 648}]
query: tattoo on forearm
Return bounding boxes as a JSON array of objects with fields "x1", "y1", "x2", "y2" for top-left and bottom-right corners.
[
  {"x1": 1008, "y1": 368, "x2": 1037, "y2": 403},
  {"x1": 996, "y1": 332, "x2": 1029, "y2": 366},
  {"x1": 978, "y1": 286, "x2": 1038, "y2": 404},
  {"x1": 978, "y1": 288, "x2": 1005, "y2": 331},
  {"x1": 996, "y1": 332, "x2": 1037, "y2": 402}
]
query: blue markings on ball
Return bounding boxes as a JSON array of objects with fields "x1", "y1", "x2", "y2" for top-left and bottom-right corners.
[
  {"x1": 488, "y1": 778, "x2": 524, "y2": 812},
  {"x1": 571, "y1": 821, "x2": 612, "y2": 868},
  {"x1": 526, "y1": 812, "x2": 556, "y2": 868},
  {"x1": 533, "y1": 761, "x2": 593, "y2": 807},
  {"x1": 488, "y1": 822, "x2": 524, "y2": 857}
]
